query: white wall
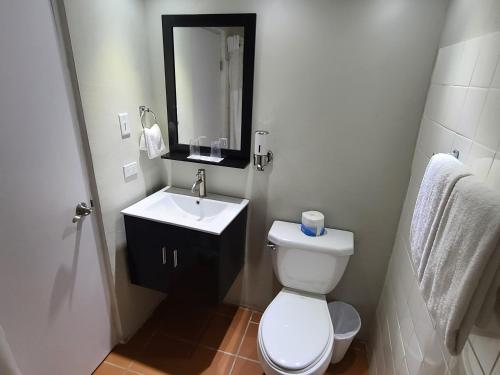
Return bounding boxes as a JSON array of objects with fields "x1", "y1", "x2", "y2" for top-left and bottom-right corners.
[
  {"x1": 440, "y1": 0, "x2": 500, "y2": 47},
  {"x1": 369, "y1": 1, "x2": 500, "y2": 374},
  {"x1": 145, "y1": 0, "x2": 449, "y2": 339},
  {"x1": 63, "y1": 0, "x2": 166, "y2": 339}
]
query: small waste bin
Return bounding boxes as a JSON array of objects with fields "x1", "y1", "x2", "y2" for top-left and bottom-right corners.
[{"x1": 328, "y1": 301, "x2": 361, "y2": 364}]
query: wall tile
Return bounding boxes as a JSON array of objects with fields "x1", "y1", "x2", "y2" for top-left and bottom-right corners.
[
  {"x1": 445, "y1": 86, "x2": 468, "y2": 130},
  {"x1": 469, "y1": 334, "x2": 500, "y2": 374},
  {"x1": 397, "y1": 358, "x2": 410, "y2": 375},
  {"x1": 492, "y1": 354, "x2": 500, "y2": 375},
  {"x1": 492, "y1": 58, "x2": 500, "y2": 88},
  {"x1": 407, "y1": 273, "x2": 436, "y2": 350},
  {"x1": 457, "y1": 88, "x2": 488, "y2": 139},
  {"x1": 424, "y1": 119, "x2": 455, "y2": 156},
  {"x1": 456, "y1": 37, "x2": 482, "y2": 86},
  {"x1": 411, "y1": 148, "x2": 430, "y2": 186},
  {"x1": 452, "y1": 134, "x2": 473, "y2": 162},
  {"x1": 486, "y1": 153, "x2": 500, "y2": 189},
  {"x1": 383, "y1": 318, "x2": 397, "y2": 375},
  {"x1": 418, "y1": 332, "x2": 447, "y2": 375},
  {"x1": 425, "y1": 85, "x2": 448, "y2": 124},
  {"x1": 465, "y1": 142, "x2": 495, "y2": 180},
  {"x1": 405, "y1": 328, "x2": 424, "y2": 375},
  {"x1": 470, "y1": 32, "x2": 500, "y2": 88},
  {"x1": 458, "y1": 341, "x2": 485, "y2": 375},
  {"x1": 475, "y1": 89, "x2": 500, "y2": 150},
  {"x1": 376, "y1": 322, "x2": 387, "y2": 375},
  {"x1": 370, "y1": 21, "x2": 500, "y2": 375},
  {"x1": 433, "y1": 43, "x2": 464, "y2": 85},
  {"x1": 388, "y1": 293, "x2": 406, "y2": 371}
]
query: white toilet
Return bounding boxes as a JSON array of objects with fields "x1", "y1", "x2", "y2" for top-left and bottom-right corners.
[{"x1": 257, "y1": 221, "x2": 354, "y2": 375}]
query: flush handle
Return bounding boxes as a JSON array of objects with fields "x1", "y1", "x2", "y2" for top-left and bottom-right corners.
[
  {"x1": 266, "y1": 242, "x2": 276, "y2": 251},
  {"x1": 162, "y1": 246, "x2": 167, "y2": 265}
]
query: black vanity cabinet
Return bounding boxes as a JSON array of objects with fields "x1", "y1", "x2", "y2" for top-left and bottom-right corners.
[{"x1": 123, "y1": 207, "x2": 247, "y2": 302}]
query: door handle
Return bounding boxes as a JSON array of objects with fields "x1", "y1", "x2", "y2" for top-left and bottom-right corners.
[
  {"x1": 173, "y1": 249, "x2": 178, "y2": 268},
  {"x1": 162, "y1": 247, "x2": 167, "y2": 265},
  {"x1": 72, "y1": 202, "x2": 93, "y2": 223}
]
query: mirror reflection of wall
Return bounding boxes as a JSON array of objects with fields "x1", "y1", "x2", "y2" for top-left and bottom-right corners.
[{"x1": 173, "y1": 27, "x2": 244, "y2": 150}]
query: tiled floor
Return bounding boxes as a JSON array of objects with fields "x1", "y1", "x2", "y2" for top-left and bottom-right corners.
[{"x1": 93, "y1": 297, "x2": 368, "y2": 375}]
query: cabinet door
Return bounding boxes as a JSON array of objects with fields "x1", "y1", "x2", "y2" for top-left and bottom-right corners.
[
  {"x1": 124, "y1": 216, "x2": 174, "y2": 293},
  {"x1": 160, "y1": 226, "x2": 198, "y2": 286},
  {"x1": 179, "y1": 229, "x2": 220, "y2": 302}
]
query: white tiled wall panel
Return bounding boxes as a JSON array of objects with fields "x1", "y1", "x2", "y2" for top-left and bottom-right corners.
[{"x1": 369, "y1": 30, "x2": 500, "y2": 375}]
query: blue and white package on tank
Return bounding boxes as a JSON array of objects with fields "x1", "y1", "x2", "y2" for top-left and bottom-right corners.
[
  {"x1": 301, "y1": 223, "x2": 326, "y2": 236},
  {"x1": 301, "y1": 211, "x2": 325, "y2": 236}
]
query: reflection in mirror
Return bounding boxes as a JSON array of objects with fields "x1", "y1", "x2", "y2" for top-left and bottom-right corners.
[{"x1": 174, "y1": 27, "x2": 244, "y2": 151}]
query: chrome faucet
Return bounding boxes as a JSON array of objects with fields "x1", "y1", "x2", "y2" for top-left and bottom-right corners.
[{"x1": 191, "y1": 169, "x2": 207, "y2": 198}]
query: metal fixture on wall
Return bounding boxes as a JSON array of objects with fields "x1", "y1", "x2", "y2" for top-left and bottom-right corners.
[{"x1": 253, "y1": 130, "x2": 273, "y2": 171}]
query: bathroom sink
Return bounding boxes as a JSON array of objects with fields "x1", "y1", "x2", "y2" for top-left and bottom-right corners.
[{"x1": 121, "y1": 186, "x2": 249, "y2": 234}]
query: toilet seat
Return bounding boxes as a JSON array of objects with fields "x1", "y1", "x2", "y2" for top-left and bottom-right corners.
[{"x1": 259, "y1": 288, "x2": 333, "y2": 372}]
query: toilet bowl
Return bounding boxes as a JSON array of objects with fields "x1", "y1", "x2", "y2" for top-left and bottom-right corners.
[
  {"x1": 257, "y1": 221, "x2": 354, "y2": 375},
  {"x1": 257, "y1": 289, "x2": 334, "y2": 375}
]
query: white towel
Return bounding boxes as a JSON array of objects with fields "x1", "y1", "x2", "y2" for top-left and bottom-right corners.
[
  {"x1": 420, "y1": 177, "x2": 500, "y2": 355},
  {"x1": 139, "y1": 124, "x2": 166, "y2": 159},
  {"x1": 475, "y1": 268, "x2": 500, "y2": 335},
  {"x1": 410, "y1": 153, "x2": 471, "y2": 280}
]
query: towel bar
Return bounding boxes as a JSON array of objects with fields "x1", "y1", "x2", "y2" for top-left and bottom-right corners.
[
  {"x1": 433, "y1": 150, "x2": 460, "y2": 159},
  {"x1": 450, "y1": 149, "x2": 460, "y2": 159},
  {"x1": 139, "y1": 105, "x2": 158, "y2": 129}
]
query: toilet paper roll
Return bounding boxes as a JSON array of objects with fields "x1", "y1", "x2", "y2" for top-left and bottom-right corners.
[{"x1": 301, "y1": 211, "x2": 325, "y2": 236}]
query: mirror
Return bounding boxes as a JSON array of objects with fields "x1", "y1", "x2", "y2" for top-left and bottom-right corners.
[
  {"x1": 163, "y1": 14, "x2": 256, "y2": 168},
  {"x1": 174, "y1": 27, "x2": 244, "y2": 149}
]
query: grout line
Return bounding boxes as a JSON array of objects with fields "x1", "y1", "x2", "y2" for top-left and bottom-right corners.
[
  {"x1": 236, "y1": 354, "x2": 260, "y2": 364},
  {"x1": 103, "y1": 361, "x2": 127, "y2": 370},
  {"x1": 124, "y1": 369, "x2": 143, "y2": 375},
  {"x1": 229, "y1": 310, "x2": 254, "y2": 374},
  {"x1": 153, "y1": 330, "x2": 240, "y2": 358},
  {"x1": 468, "y1": 338, "x2": 487, "y2": 375},
  {"x1": 489, "y1": 351, "x2": 500, "y2": 375},
  {"x1": 123, "y1": 324, "x2": 159, "y2": 373}
]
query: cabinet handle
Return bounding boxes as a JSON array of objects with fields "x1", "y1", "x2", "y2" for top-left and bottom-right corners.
[
  {"x1": 173, "y1": 249, "x2": 178, "y2": 268},
  {"x1": 162, "y1": 246, "x2": 167, "y2": 265}
]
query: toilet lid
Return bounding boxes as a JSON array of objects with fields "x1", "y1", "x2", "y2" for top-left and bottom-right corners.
[{"x1": 261, "y1": 289, "x2": 332, "y2": 371}]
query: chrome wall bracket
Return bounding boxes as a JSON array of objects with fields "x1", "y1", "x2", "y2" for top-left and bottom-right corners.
[{"x1": 254, "y1": 151, "x2": 273, "y2": 171}]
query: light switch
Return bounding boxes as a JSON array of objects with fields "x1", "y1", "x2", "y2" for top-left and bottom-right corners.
[
  {"x1": 118, "y1": 113, "x2": 130, "y2": 138},
  {"x1": 123, "y1": 162, "x2": 138, "y2": 179}
]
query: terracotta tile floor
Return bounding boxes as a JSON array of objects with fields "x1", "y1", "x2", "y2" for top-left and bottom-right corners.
[{"x1": 93, "y1": 297, "x2": 368, "y2": 375}]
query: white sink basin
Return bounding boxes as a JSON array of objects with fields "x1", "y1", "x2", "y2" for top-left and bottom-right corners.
[{"x1": 121, "y1": 186, "x2": 249, "y2": 234}]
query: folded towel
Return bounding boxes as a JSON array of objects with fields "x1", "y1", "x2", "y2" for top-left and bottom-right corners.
[
  {"x1": 410, "y1": 153, "x2": 471, "y2": 280},
  {"x1": 474, "y1": 268, "x2": 500, "y2": 337},
  {"x1": 420, "y1": 177, "x2": 500, "y2": 355},
  {"x1": 139, "y1": 124, "x2": 166, "y2": 159}
]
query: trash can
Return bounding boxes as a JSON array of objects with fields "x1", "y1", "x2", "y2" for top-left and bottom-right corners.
[{"x1": 328, "y1": 301, "x2": 361, "y2": 364}]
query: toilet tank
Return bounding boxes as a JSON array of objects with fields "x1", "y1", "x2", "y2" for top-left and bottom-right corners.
[{"x1": 268, "y1": 221, "x2": 354, "y2": 295}]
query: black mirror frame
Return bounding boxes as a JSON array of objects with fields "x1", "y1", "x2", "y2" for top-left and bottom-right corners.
[{"x1": 161, "y1": 14, "x2": 256, "y2": 169}]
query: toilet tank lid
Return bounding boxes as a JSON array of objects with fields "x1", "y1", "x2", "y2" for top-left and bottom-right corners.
[{"x1": 268, "y1": 221, "x2": 354, "y2": 256}]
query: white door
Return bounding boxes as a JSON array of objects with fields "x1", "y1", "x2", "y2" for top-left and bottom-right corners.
[{"x1": 0, "y1": 1, "x2": 114, "y2": 374}]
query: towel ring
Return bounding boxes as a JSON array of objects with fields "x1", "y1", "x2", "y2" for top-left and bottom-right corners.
[{"x1": 139, "y1": 105, "x2": 158, "y2": 130}]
